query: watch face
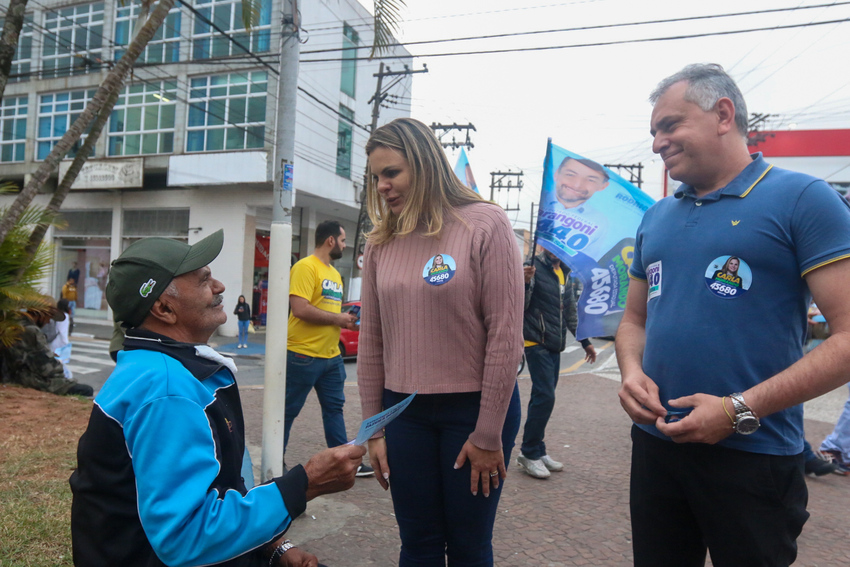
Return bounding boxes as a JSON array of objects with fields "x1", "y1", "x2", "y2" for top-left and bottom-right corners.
[{"x1": 736, "y1": 415, "x2": 760, "y2": 435}]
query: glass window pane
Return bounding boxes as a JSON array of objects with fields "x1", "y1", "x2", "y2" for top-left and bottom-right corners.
[
  {"x1": 247, "y1": 125, "x2": 264, "y2": 148},
  {"x1": 108, "y1": 136, "x2": 122, "y2": 155},
  {"x1": 162, "y1": 132, "x2": 173, "y2": 153},
  {"x1": 247, "y1": 97, "x2": 265, "y2": 122},
  {"x1": 207, "y1": 128, "x2": 224, "y2": 151},
  {"x1": 188, "y1": 103, "x2": 206, "y2": 127},
  {"x1": 125, "y1": 134, "x2": 140, "y2": 154},
  {"x1": 126, "y1": 107, "x2": 141, "y2": 131},
  {"x1": 144, "y1": 106, "x2": 159, "y2": 130},
  {"x1": 142, "y1": 133, "x2": 158, "y2": 154},
  {"x1": 208, "y1": 100, "x2": 225, "y2": 126},
  {"x1": 161, "y1": 104, "x2": 175, "y2": 127},
  {"x1": 187, "y1": 130, "x2": 204, "y2": 152},
  {"x1": 228, "y1": 98, "x2": 246, "y2": 123},
  {"x1": 39, "y1": 117, "x2": 51, "y2": 138},
  {"x1": 225, "y1": 127, "x2": 242, "y2": 150},
  {"x1": 109, "y1": 109, "x2": 123, "y2": 132}
]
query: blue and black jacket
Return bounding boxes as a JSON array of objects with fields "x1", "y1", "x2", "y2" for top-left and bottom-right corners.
[{"x1": 70, "y1": 329, "x2": 308, "y2": 567}]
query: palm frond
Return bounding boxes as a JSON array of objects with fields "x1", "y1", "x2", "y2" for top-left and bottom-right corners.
[
  {"x1": 241, "y1": 0, "x2": 262, "y2": 32},
  {"x1": 370, "y1": 0, "x2": 405, "y2": 58},
  {"x1": 0, "y1": 199, "x2": 58, "y2": 347}
]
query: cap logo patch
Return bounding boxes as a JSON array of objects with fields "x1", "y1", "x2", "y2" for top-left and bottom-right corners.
[{"x1": 140, "y1": 278, "x2": 157, "y2": 297}]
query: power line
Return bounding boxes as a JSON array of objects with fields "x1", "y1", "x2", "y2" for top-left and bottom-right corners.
[
  {"x1": 302, "y1": 17, "x2": 850, "y2": 63},
  {"x1": 300, "y1": 2, "x2": 850, "y2": 56}
]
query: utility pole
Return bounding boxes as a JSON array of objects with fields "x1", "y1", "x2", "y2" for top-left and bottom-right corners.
[
  {"x1": 603, "y1": 163, "x2": 644, "y2": 189},
  {"x1": 261, "y1": 0, "x2": 299, "y2": 483},
  {"x1": 429, "y1": 123, "x2": 476, "y2": 149},
  {"x1": 351, "y1": 64, "x2": 428, "y2": 270},
  {"x1": 489, "y1": 169, "x2": 523, "y2": 211},
  {"x1": 747, "y1": 113, "x2": 775, "y2": 146}
]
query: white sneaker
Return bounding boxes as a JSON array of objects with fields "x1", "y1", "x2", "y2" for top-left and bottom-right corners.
[
  {"x1": 540, "y1": 455, "x2": 564, "y2": 472},
  {"x1": 516, "y1": 455, "x2": 550, "y2": 479}
]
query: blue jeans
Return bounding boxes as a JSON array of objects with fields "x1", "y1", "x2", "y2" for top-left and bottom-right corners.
[
  {"x1": 383, "y1": 383, "x2": 521, "y2": 567},
  {"x1": 237, "y1": 320, "x2": 249, "y2": 345},
  {"x1": 521, "y1": 345, "x2": 561, "y2": 460},
  {"x1": 284, "y1": 351, "x2": 347, "y2": 450},
  {"x1": 68, "y1": 300, "x2": 76, "y2": 317},
  {"x1": 820, "y1": 383, "x2": 850, "y2": 464}
]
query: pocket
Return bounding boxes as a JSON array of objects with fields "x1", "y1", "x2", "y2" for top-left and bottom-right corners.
[{"x1": 289, "y1": 352, "x2": 315, "y2": 367}]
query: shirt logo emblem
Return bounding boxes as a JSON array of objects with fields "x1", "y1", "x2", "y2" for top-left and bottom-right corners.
[{"x1": 731, "y1": 220, "x2": 741, "y2": 226}]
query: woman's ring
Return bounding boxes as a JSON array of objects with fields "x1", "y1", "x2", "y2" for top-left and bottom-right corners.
[{"x1": 489, "y1": 471, "x2": 499, "y2": 477}]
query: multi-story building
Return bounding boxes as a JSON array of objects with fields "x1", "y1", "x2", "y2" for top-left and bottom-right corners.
[{"x1": 0, "y1": 0, "x2": 412, "y2": 335}]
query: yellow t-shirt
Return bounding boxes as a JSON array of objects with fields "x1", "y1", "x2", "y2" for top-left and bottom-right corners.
[
  {"x1": 287, "y1": 255, "x2": 344, "y2": 358},
  {"x1": 524, "y1": 264, "x2": 565, "y2": 348}
]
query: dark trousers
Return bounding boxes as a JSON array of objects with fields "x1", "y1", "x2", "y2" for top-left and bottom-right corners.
[
  {"x1": 383, "y1": 383, "x2": 521, "y2": 567},
  {"x1": 630, "y1": 426, "x2": 809, "y2": 567},
  {"x1": 521, "y1": 345, "x2": 560, "y2": 460},
  {"x1": 284, "y1": 351, "x2": 347, "y2": 450}
]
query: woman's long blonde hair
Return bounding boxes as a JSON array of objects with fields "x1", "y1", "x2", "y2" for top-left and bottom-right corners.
[{"x1": 365, "y1": 118, "x2": 482, "y2": 245}]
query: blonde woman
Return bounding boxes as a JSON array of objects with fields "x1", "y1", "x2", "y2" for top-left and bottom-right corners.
[{"x1": 358, "y1": 118, "x2": 523, "y2": 566}]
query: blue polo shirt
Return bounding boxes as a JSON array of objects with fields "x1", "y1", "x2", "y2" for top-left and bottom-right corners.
[{"x1": 629, "y1": 153, "x2": 850, "y2": 455}]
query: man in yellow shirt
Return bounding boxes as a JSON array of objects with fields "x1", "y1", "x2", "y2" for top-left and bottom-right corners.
[{"x1": 286, "y1": 221, "x2": 373, "y2": 476}]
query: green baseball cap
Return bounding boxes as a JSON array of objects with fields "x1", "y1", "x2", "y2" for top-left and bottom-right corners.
[{"x1": 106, "y1": 230, "x2": 224, "y2": 328}]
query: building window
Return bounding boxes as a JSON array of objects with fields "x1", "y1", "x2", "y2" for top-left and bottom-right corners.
[
  {"x1": 37, "y1": 90, "x2": 97, "y2": 160},
  {"x1": 108, "y1": 81, "x2": 177, "y2": 156},
  {"x1": 191, "y1": 0, "x2": 271, "y2": 60},
  {"x1": 123, "y1": 209, "x2": 190, "y2": 237},
  {"x1": 340, "y1": 23, "x2": 359, "y2": 97},
  {"x1": 186, "y1": 71, "x2": 267, "y2": 152},
  {"x1": 336, "y1": 105, "x2": 354, "y2": 178},
  {"x1": 115, "y1": 0, "x2": 181, "y2": 64},
  {"x1": 41, "y1": 2, "x2": 104, "y2": 78},
  {"x1": 0, "y1": 13, "x2": 33, "y2": 82},
  {"x1": 0, "y1": 96, "x2": 27, "y2": 163}
]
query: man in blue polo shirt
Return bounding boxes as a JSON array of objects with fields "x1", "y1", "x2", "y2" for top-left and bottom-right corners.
[{"x1": 616, "y1": 63, "x2": 850, "y2": 567}]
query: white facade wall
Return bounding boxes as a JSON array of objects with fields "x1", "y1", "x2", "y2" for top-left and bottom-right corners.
[{"x1": 0, "y1": 0, "x2": 412, "y2": 337}]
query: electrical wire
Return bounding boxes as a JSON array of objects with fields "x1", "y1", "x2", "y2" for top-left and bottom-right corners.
[{"x1": 301, "y1": 17, "x2": 850, "y2": 63}]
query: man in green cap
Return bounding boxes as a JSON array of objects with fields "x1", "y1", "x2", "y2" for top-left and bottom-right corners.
[{"x1": 70, "y1": 230, "x2": 365, "y2": 567}]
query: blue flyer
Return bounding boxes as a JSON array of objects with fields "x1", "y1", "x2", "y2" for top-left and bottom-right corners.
[{"x1": 348, "y1": 391, "x2": 417, "y2": 446}]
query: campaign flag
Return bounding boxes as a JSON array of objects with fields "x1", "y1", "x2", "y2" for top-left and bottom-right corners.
[
  {"x1": 534, "y1": 140, "x2": 655, "y2": 339},
  {"x1": 453, "y1": 148, "x2": 480, "y2": 194}
]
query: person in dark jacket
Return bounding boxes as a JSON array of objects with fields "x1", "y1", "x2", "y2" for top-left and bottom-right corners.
[
  {"x1": 517, "y1": 249, "x2": 596, "y2": 479},
  {"x1": 234, "y1": 294, "x2": 251, "y2": 348},
  {"x1": 70, "y1": 230, "x2": 364, "y2": 567}
]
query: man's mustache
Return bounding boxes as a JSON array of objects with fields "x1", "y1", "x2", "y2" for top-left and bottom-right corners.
[{"x1": 211, "y1": 295, "x2": 223, "y2": 307}]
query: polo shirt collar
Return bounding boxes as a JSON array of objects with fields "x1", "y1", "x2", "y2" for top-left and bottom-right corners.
[{"x1": 674, "y1": 153, "x2": 773, "y2": 201}]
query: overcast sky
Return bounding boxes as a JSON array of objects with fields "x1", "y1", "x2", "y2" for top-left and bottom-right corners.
[{"x1": 358, "y1": 0, "x2": 850, "y2": 229}]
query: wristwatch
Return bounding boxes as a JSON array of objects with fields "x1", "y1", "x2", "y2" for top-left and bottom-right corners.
[{"x1": 729, "y1": 393, "x2": 760, "y2": 435}]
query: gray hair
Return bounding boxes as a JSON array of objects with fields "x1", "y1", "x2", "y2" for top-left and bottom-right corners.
[
  {"x1": 163, "y1": 280, "x2": 179, "y2": 298},
  {"x1": 649, "y1": 63, "x2": 748, "y2": 136}
]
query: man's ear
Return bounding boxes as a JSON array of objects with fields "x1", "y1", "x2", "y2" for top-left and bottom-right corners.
[
  {"x1": 715, "y1": 97, "x2": 737, "y2": 135},
  {"x1": 148, "y1": 296, "x2": 178, "y2": 325}
]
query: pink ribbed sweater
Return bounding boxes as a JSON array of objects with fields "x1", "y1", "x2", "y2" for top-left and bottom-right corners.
[{"x1": 357, "y1": 201, "x2": 524, "y2": 451}]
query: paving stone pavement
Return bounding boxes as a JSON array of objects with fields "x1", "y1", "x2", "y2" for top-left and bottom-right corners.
[{"x1": 240, "y1": 374, "x2": 850, "y2": 567}]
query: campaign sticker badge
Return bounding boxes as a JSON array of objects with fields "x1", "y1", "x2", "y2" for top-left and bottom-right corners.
[
  {"x1": 422, "y1": 254, "x2": 456, "y2": 286},
  {"x1": 705, "y1": 256, "x2": 751, "y2": 299},
  {"x1": 646, "y1": 261, "x2": 662, "y2": 300}
]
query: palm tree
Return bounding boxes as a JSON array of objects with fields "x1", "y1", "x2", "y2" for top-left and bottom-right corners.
[
  {"x1": 0, "y1": 183, "x2": 56, "y2": 348},
  {"x1": 0, "y1": 0, "x2": 28, "y2": 103}
]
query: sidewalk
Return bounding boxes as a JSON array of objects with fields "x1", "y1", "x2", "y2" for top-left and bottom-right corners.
[{"x1": 240, "y1": 374, "x2": 850, "y2": 567}]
